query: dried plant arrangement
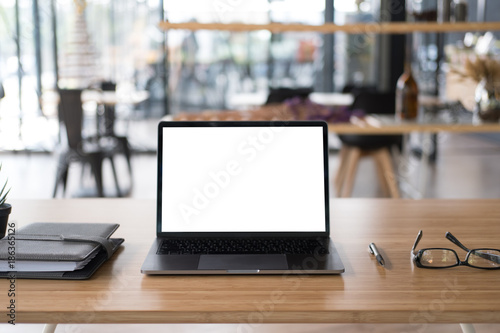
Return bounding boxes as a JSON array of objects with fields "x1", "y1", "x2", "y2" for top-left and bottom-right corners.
[{"x1": 451, "y1": 55, "x2": 500, "y2": 92}]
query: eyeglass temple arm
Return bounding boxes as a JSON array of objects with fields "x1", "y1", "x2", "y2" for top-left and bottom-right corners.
[
  {"x1": 445, "y1": 232, "x2": 470, "y2": 252},
  {"x1": 411, "y1": 230, "x2": 423, "y2": 255},
  {"x1": 475, "y1": 251, "x2": 500, "y2": 264},
  {"x1": 446, "y1": 232, "x2": 500, "y2": 265}
]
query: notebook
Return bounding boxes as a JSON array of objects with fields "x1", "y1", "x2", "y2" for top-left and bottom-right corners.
[
  {"x1": 0, "y1": 222, "x2": 123, "y2": 279},
  {"x1": 141, "y1": 120, "x2": 345, "y2": 274}
]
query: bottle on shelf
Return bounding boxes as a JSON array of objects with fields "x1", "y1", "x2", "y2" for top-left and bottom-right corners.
[
  {"x1": 451, "y1": 0, "x2": 468, "y2": 22},
  {"x1": 396, "y1": 35, "x2": 419, "y2": 120},
  {"x1": 408, "y1": 0, "x2": 438, "y2": 22}
]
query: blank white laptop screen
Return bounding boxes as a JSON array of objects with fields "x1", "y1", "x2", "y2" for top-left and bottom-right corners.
[{"x1": 160, "y1": 125, "x2": 326, "y2": 233}]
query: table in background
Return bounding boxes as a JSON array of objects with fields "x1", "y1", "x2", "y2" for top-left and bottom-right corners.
[
  {"x1": 82, "y1": 89, "x2": 149, "y2": 136},
  {"x1": 1, "y1": 198, "x2": 500, "y2": 332},
  {"x1": 82, "y1": 90, "x2": 150, "y2": 106},
  {"x1": 227, "y1": 92, "x2": 354, "y2": 109},
  {"x1": 329, "y1": 114, "x2": 500, "y2": 198},
  {"x1": 328, "y1": 114, "x2": 500, "y2": 134}
]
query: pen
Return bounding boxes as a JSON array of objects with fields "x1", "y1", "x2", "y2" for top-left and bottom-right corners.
[{"x1": 369, "y1": 242, "x2": 385, "y2": 267}]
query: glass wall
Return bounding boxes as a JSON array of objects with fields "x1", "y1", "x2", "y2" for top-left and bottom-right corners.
[
  {"x1": 164, "y1": 0, "x2": 384, "y2": 114},
  {"x1": 0, "y1": 0, "x2": 167, "y2": 151},
  {"x1": 333, "y1": 0, "x2": 379, "y2": 91},
  {"x1": 165, "y1": 0, "x2": 325, "y2": 113},
  {"x1": 0, "y1": 0, "x2": 424, "y2": 150},
  {"x1": 56, "y1": 0, "x2": 166, "y2": 115},
  {"x1": 0, "y1": 0, "x2": 51, "y2": 150}
]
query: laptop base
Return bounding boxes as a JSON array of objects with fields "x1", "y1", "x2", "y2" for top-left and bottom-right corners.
[{"x1": 141, "y1": 238, "x2": 345, "y2": 275}]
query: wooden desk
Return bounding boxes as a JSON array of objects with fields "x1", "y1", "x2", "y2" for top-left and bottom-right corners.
[
  {"x1": 329, "y1": 114, "x2": 500, "y2": 134},
  {"x1": 1, "y1": 199, "x2": 500, "y2": 327}
]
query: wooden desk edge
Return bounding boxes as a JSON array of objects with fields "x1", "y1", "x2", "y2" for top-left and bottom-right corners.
[
  {"x1": 328, "y1": 123, "x2": 500, "y2": 134},
  {"x1": 18, "y1": 310, "x2": 500, "y2": 324}
]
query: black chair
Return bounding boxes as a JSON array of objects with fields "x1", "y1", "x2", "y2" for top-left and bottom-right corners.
[
  {"x1": 53, "y1": 89, "x2": 122, "y2": 197},
  {"x1": 265, "y1": 87, "x2": 312, "y2": 105},
  {"x1": 95, "y1": 81, "x2": 133, "y2": 188},
  {"x1": 334, "y1": 91, "x2": 402, "y2": 198},
  {"x1": 97, "y1": 81, "x2": 117, "y2": 137}
]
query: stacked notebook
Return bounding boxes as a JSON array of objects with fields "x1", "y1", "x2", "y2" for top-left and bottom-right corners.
[{"x1": 0, "y1": 222, "x2": 123, "y2": 280}]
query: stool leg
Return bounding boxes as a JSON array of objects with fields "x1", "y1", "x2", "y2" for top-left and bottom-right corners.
[
  {"x1": 373, "y1": 149, "x2": 390, "y2": 197},
  {"x1": 334, "y1": 146, "x2": 349, "y2": 195},
  {"x1": 376, "y1": 148, "x2": 400, "y2": 198},
  {"x1": 340, "y1": 147, "x2": 361, "y2": 197}
]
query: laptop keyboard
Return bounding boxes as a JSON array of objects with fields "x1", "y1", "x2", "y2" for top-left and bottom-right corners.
[{"x1": 157, "y1": 238, "x2": 329, "y2": 255}]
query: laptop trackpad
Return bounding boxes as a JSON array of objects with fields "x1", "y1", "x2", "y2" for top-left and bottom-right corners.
[{"x1": 198, "y1": 254, "x2": 288, "y2": 270}]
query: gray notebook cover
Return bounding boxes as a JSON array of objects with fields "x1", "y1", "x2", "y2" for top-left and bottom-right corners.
[
  {"x1": 0, "y1": 222, "x2": 123, "y2": 280},
  {"x1": 0, "y1": 222, "x2": 119, "y2": 261}
]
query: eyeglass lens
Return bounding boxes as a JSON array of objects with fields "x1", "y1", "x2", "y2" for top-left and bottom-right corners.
[
  {"x1": 468, "y1": 250, "x2": 500, "y2": 268},
  {"x1": 420, "y1": 249, "x2": 459, "y2": 268},
  {"x1": 420, "y1": 249, "x2": 500, "y2": 268}
]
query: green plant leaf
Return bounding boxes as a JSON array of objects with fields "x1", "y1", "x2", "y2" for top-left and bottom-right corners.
[
  {"x1": 0, "y1": 188, "x2": 9, "y2": 206},
  {"x1": 0, "y1": 163, "x2": 10, "y2": 206}
]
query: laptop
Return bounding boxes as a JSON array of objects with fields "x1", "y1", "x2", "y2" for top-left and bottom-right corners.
[{"x1": 141, "y1": 120, "x2": 345, "y2": 275}]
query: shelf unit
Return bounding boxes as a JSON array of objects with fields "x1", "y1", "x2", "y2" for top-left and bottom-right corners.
[
  {"x1": 159, "y1": 19, "x2": 500, "y2": 111},
  {"x1": 159, "y1": 21, "x2": 500, "y2": 34}
]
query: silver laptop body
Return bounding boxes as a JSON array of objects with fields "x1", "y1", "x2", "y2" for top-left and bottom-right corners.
[{"x1": 141, "y1": 120, "x2": 345, "y2": 275}]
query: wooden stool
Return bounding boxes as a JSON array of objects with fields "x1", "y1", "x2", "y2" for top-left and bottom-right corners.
[{"x1": 334, "y1": 145, "x2": 400, "y2": 198}]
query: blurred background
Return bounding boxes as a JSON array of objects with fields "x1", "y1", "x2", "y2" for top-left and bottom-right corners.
[{"x1": 0, "y1": 0, "x2": 499, "y2": 199}]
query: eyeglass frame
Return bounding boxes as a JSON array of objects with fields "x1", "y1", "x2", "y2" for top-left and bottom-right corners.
[{"x1": 411, "y1": 230, "x2": 500, "y2": 269}]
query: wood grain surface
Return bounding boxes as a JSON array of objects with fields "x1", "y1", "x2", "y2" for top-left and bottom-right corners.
[
  {"x1": 158, "y1": 21, "x2": 500, "y2": 34},
  {"x1": 1, "y1": 199, "x2": 500, "y2": 324}
]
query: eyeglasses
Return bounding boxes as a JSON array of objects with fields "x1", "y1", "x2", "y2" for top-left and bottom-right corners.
[{"x1": 411, "y1": 230, "x2": 500, "y2": 269}]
